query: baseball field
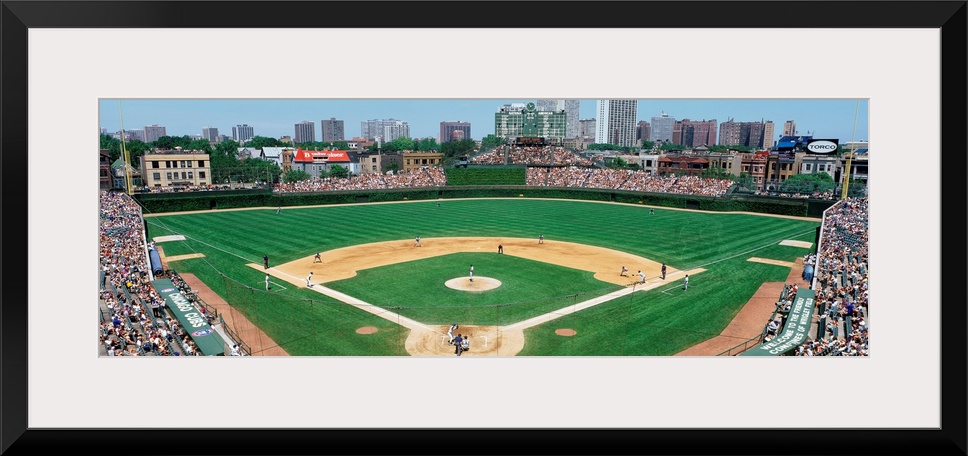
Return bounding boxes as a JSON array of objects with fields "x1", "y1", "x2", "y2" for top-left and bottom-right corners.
[{"x1": 143, "y1": 197, "x2": 820, "y2": 356}]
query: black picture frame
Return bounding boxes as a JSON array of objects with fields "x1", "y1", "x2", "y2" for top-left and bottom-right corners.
[{"x1": 2, "y1": 1, "x2": 965, "y2": 455}]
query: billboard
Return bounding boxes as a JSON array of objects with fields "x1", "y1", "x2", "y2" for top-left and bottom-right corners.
[{"x1": 805, "y1": 139, "x2": 839, "y2": 154}]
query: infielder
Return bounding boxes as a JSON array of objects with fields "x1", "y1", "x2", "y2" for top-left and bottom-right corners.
[{"x1": 306, "y1": 271, "x2": 314, "y2": 288}]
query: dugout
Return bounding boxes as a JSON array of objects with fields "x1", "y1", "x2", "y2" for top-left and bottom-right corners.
[{"x1": 148, "y1": 248, "x2": 164, "y2": 277}]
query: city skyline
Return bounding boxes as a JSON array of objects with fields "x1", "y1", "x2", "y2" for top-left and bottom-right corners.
[{"x1": 99, "y1": 99, "x2": 870, "y2": 145}]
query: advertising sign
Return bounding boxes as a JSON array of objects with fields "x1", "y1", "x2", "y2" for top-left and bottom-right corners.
[{"x1": 805, "y1": 139, "x2": 839, "y2": 154}]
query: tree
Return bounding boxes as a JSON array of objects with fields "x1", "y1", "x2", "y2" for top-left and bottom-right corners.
[
  {"x1": 283, "y1": 169, "x2": 311, "y2": 183},
  {"x1": 416, "y1": 137, "x2": 438, "y2": 151},
  {"x1": 699, "y1": 166, "x2": 734, "y2": 180},
  {"x1": 331, "y1": 141, "x2": 349, "y2": 150},
  {"x1": 640, "y1": 140, "x2": 655, "y2": 150},
  {"x1": 327, "y1": 165, "x2": 349, "y2": 179},
  {"x1": 608, "y1": 157, "x2": 629, "y2": 169},
  {"x1": 440, "y1": 139, "x2": 476, "y2": 160},
  {"x1": 480, "y1": 134, "x2": 505, "y2": 150},
  {"x1": 384, "y1": 162, "x2": 400, "y2": 173},
  {"x1": 247, "y1": 136, "x2": 284, "y2": 149},
  {"x1": 153, "y1": 135, "x2": 192, "y2": 150},
  {"x1": 100, "y1": 134, "x2": 121, "y2": 163},
  {"x1": 735, "y1": 172, "x2": 755, "y2": 190},
  {"x1": 779, "y1": 172, "x2": 836, "y2": 194},
  {"x1": 659, "y1": 142, "x2": 687, "y2": 151},
  {"x1": 587, "y1": 143, "x2": 621, "y2": 151}
]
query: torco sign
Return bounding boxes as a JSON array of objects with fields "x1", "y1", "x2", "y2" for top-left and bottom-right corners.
[{"x1": 806, "y1": 139, "x2": 839, "y2": 154}]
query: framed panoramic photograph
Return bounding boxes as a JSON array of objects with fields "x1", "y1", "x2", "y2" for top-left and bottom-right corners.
[{"x1": 2, "y1": 1, "x2": 965, "y2": 455}]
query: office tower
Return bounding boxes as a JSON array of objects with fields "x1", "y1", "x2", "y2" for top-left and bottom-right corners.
[
  {"x1": 294, "y1": 121, "x2": 315, "y2": 144},
  {"x1": 719, "y1": 119, "x2": 774, "y2": 149},
  {"x1": 783, "y1": 120, "x2": 797, "y2": 136},
  {"x1": 321, "y1": 117, "x2": 345, "y2": 142},
  {"x1": 595, "y1": 100, "x2": 637, "y2": 147},
  {"x1": 650, "y1": 112, "x2": 676, "y2": 143},
  {"x1": 232, "y1": 124, "x2": 255, "y2": 143},
  {"x1": 439, "y1": 121, "x2": 471, "y2": 143},
  {"x1": 672, "y1": 119, "x2": 718, "y2": 148},
  {"x1": 579, "y1": 118, "x2": 596, "y2": 139},
  {"x1": 144, "y1": 124, "x2": 167, "y2": 143},
  {"x1": 636, "y1": 121, "x2": 651, "y2": 142},
  {"x1": 537, "y1": 100, "x2": 580, "y2": 138},
  {"x1": 361, "y1": 119, "x2": 410, "y2": 142},
  {"x1": 202, "y1": 127, "x2": 219, "y2": 142}
]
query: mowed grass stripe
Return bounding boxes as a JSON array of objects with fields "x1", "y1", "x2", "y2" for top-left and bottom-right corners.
[{"x1": 145, "y1": 199, "x2": 820, "y2": 355}]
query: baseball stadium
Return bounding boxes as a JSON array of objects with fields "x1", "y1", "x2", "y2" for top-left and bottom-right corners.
[{"x1": 98, "y1": 141, "x2": 869, "y2": 358}]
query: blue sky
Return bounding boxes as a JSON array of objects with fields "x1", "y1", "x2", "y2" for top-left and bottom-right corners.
[{"x1": 99, "y1": 99, "x2": 869, "y2": 143}]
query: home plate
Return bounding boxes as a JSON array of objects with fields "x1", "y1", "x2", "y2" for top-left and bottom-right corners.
[
  {"x1": 445, "y1": 277, "x2": 501, "y2": 292},
  {"x1": 779, "y1": 240, "x2": 812, "y2": 248}
]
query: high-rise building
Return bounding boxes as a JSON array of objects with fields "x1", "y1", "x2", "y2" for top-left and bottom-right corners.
[
  {"x1": 595, "y1": 100, "x2": 637, "y2": 147},
  {"x1": 361, "y1": 119, "x2": 410, "y2": 142},
  {"x1": 439, "y1": 121, "x2": 471, "y2": 144},
  {"x1": 232, "y1": 124, "x2": 255, "y2": 143},
  {"x1": 494, "y1": 102, "x2": 566, "y2": 141},
  {"x1": 763, "y1": 121, "x2": 775, "y2": 149},
  {"x1": 144, "y1": 124, "x2": 167, "y2": 143},
  {"x1": 321, "y1": 117, "x2": 345, "y2": 142},
  {"x1": 719, "y1": 119, "x2": 774, "y2": 149},
  {"x1": 636, "y1": 121, "x2": 651, "y2": 143},
  {"x1": 578, "y1": 118, "x2": 596, "y2": 139},
  {"x1": 783, "y1": 120, "x2": 797, "y2": 136},
  {"x1": 671, "y1": 119, "x2": 718, "y2": 148},
  {"x1": 294, "y1": 121, "x2": 315, "y2": 144},
  {"x1": 536, "y1": 100, "x2": 580, "y2": 138},
  {"x1": 650, "y1": 112, "x2": 676, "y2": 143},
  {"x1": 202, "y1": 127, "x2": 219, "y2": 142}
]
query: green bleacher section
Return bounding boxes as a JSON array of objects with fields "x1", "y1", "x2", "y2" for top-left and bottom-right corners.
[{"x1": 444, "y1": 166, "x2": 526, "y2": 186}]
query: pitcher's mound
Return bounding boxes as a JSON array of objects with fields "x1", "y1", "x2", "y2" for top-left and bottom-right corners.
[{"x1": 445, "y1": 277, "x2": 501, "y2": 292}]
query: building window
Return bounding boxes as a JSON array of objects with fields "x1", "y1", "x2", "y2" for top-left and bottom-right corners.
[
  {"x1": 166, "y1": 172, "x2": 172, "y2": 180},
  {"x1": 198, "y1": 160, "x2": 204, "y2": 167},
  {"x1": 181, "y1": 172, "x2": 187, "y2": 179},
  {"x1": 199, "y1": 171, "x2": 206, "y2": 179},
  {"x1": 188, "y1": 171, "x2": 193, "y2": 179},
  {"x1": 100, "y1": 170, "x2": 109, "y2": 177},
  {"x1": 152, "y1": 161, "x2": 160, "y2": 168},
  {"x1": 153, "y1": 172, "x2": 161, "y2": 180},
  {"x1": 805, "y1": 164, "x2": 812, "y2": 171},
  {"x1": 166, "y1": 161, "x2": 172, "y2": 168}
]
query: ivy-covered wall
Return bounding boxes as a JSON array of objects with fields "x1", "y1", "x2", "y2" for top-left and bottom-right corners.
[{"x1": 134, "y1": 186, "x2": 819, "y2": 217}]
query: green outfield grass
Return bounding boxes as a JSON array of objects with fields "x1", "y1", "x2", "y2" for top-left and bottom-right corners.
[
  {"x1": 144, "y1": 198, "x2": 820, "y2": 356},
  {"x1": 325, "y1": 252, "x2": 623, "y2": 326}
]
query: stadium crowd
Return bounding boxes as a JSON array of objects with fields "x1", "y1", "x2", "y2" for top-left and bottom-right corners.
[
  {"x1": 791, "y1": 196, "x2": 869, "y2": 356},
  {"x1": 99, "y1": 190, "x2": 225, "y2": 356},
  {"x1": 471, "y1": 145, "x2": 594, "y2": 166},
  {"x1": 526, "y1": 166, "x2": 734, "y2": 197},
  {"x1": 274, "y1": 167, "x2": 446, "y2": 193}
]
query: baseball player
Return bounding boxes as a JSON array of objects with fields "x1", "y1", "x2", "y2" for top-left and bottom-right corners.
[
  {"x1": 683, "y1": 274, "x2": 689, "y2": 291},
  {"x1": 447, "y1": 323, "x2": 458, "y2": 345},
  {"x1": 414, "y1": 236, "x2": 421, "y2": 247},
  {"x1": 313, "y1": 252, "x2": 322, "y2": 263},
  {"x1": 620, "y1": 266, "x2": 629, "y2": 277},
  {"x1": 638, "y1": 270, "x2": 646, "y2": 284},
  {"x1": 306, "y1": 271, "x2": 314, "y2": 288},
  {"x1": 265, "y1": 274, "x2": 270, "y2": 291},
  {"x1": 469, "y1": 265, "x2": 474, "y2": 282}
]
